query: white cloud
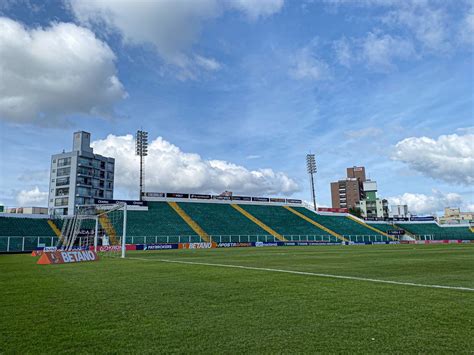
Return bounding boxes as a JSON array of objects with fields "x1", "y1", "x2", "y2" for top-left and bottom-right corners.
[
  {"x1": 345, "y1": 127, "x2": 383, "y2": 139},
  {"x1": 332, "y1": 31, "x2": 414, "y2": 71},
  {"x1": 388, "y1": 190, "x2": 464, "y2": 215},
  {"x1": 382, "y1": 4, "x2": 450, "y2": 52},
  {"x1": 392, "y1": 133, "x2": 474, "y2": 185},
  {"x1": 0, "y1": 17, "x2": 126, "y2": 125},
  {"x1": 459, "y1": 6, "x2": 474, "y2": 45},
  {"x1": 290, "y1": 43, "x2": 329, "y2": 81},
  {"x1": 91, "y1": 134, "x2": 299, "y2": 196},
  {"x1": 361, "y1": 31, "x2": 415, "y2": 70},
  {"x1": 194, "y1": 55, "x2": 221, "y2": 71},
  {"x1": 246, "y1": 155, "x2": 261, "y2": 160},
  {"x1": 333, "y1": 36, "x2": 352, "y2": 67},
  {"x1": 16, "y1": 187, "x2": 48, "y2": 206},
  {"x1": 67, "y1": 0, "x2": 283, "y2": 79},
  {"x1": 231, "y1": 0, "x2": 284, "y2": 19}
]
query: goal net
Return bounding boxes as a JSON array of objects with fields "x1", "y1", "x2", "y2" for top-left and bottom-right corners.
[{"x1": 56, "y1": 203, "x2": 127, "y2": 258}]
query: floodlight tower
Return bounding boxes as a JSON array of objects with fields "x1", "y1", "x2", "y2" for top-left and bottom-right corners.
[
  {"x1": 306, "y1": 153, "x2": 317, "y2": 211},
  {"x1": 136, "y1": 130, "x2": 148, "y2": 200}
]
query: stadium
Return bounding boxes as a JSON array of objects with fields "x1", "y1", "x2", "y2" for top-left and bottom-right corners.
[
  {"x1": 1, "y1": 155, "x2": 473, "y2": 352},
  {"x1": 1, "y1": 1, "x2": 473, "y2": 353}
]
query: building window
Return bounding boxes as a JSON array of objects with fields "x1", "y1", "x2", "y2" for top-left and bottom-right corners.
[
  {"x1": 77, "y1": 186, "x2": 91, "y2": 196},
  {"x1": 55, "y1": 197, "x2": 69, "y2": 206},
  {"x1": 77, "y1": 167, "x2": 92, "y2": 176},
  {"x1": 78, "y1": 157, "x2": 92, "y2": 166},
  {"x1": 56, "y1": 177, "x2": 70, "y2": 186},
  {"x1": 57, "y1": 167, "x2": 70, "y2": 176},
  {"x1": 56, "y1": 187, "x2": 69, "y2": 196},
  {"x1": 57, "y1": 157, "x2": 71, "y2": 167}
]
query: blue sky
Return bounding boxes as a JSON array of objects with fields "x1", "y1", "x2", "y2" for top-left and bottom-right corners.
[{"x1": 0, "y1": 0, "x2": 473, "y2": 214}]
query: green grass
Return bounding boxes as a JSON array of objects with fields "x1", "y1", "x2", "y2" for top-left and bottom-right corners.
[{"x1": 1, "y1": 244, "x2": 473, "y2": 353}]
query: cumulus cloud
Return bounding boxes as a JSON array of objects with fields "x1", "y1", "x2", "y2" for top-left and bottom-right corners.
[
  {"x1": 91, "y1": 134, "x2": 299, "y2": 196},
  {"x1": 67, "y1": 0, "x2": 284, "y2": 79},
  {"x1": 392, "y1": 133, "x2": 474, "y2": 185},
  {"x1": 0, "y1": 17, "x2": 126, "y2": 125},
  {"x1": 388, "y1": 190, "x2": 464, "y2": 215},
  {"x1": 16, "y1": 187, "x2": 48, "y2": 206},
  {"x1": 289, "y1": 42, "x2": 330, "y2": 81}
]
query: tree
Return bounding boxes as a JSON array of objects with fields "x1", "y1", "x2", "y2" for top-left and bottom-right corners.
[{"x1": 349, "y1": 207, "x2": 362, "y2": 218}]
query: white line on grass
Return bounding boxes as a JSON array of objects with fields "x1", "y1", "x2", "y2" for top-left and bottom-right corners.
[{"x1": 127, "y1": 257, "x2": 474, "y2": 292}]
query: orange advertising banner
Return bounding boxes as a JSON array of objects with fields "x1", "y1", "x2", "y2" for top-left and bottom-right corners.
[{"x1": 37, "y1": 250, "x2": 99, "y2": 265}]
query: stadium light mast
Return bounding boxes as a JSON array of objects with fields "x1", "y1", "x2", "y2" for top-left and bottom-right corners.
[
  {"x1": 136, "y1": 130, "x2": 148, "y2": 201},
  {"x1": 306, "y1": 153, "x2": 317, "y2": 211}
]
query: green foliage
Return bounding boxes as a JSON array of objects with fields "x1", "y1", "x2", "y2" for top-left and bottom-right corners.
[{"x1": 349, "y1": 207, "x2": 362, "y2": 218}]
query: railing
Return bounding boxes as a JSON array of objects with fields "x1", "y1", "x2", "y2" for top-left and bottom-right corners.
[
  {"x1": 0, "y1": 234, "x2": 397, "y2": 253},
  {"x1": 0, "y1": 236, "x2": 59, "y2": 253}
]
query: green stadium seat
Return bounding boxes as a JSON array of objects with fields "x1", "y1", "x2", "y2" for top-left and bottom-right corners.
[
  {"x1": 291, "y1": 208, "x2": 389, "y2": 242},
  {"x1": 238, "y1": 205, "x2": 339, "y2": 242},
  {"x1": 396, "y1": 223, "x2": 474, "y2": 240}
]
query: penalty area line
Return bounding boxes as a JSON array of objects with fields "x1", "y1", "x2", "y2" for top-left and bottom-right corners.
[{"x1": 127, "y1": 257, "x2": 474, "y2": 292}]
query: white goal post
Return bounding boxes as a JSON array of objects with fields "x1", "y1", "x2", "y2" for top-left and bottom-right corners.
[{"x1": 56, "y1": 202, "x2": 128, "y2": 258}]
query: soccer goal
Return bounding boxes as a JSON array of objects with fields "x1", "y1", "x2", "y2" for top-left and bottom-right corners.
[{"x1": 56, "y1": 202, "x2": 127, "y2": 258}]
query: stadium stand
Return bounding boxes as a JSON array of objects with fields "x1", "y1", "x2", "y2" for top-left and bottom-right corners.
[
  {"x1": 396, "y1": 223, "x2": 474, "y2": 240},
  {"x1": 125, "y1": 202, "x2": 200, "y2": 243},
  {"x1": 177, "y1": 202, "x2": 271, "y2": 242},
  {"x1": 3, "y1": 201, "x2": 473, "y2": 252},
  {"x1": 237, "y1": 204, "x2": 341, "y2": 242},
  {"x1": 292, "y1": 207, "x2": 389, "y2": 242},
  {"x1": 0, "y1": 216, "x2": 59, "y2": 252},
  {"x1": 0, "y1": 217, "x2": 56, "y2": 237}
]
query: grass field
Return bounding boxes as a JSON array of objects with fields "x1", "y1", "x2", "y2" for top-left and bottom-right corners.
[{"x1": 1, "y1": 244, "x2": 473, "y2": 353}]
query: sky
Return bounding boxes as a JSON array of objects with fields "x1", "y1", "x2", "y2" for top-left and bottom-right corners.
[{"x1": 0, "y1": 0, "x2": 473, "y2": 215}]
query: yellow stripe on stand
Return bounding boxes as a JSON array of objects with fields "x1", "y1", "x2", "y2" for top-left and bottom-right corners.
[
  {"x1": 47, "y1": 220, "x2": 62, "y2": 237},
  {"x1": 231, "y1": 204, "x2": 286, "y2": 241},
  {"x1": 99, "y1": 214, "x2": 119, "y2": 245},
  {"x1": 346, "y1": 216, "x2": 396, "y2": 241},
  {"x1": 283, "y1": 206, "x2": 347, "y2": 242},
  {"x1": 168, "y1": 202, "x2": 210, "y2": 242}
]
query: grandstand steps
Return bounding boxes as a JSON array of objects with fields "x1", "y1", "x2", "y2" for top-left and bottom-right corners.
[
  {"x1": 231, "y1": 204, "x2": 286, "y2": 241},
  {"x1": 47, "y1": 220, "x2": 62, "y2": 237},
  {"x1": 168, "y1": 202, "x2": 210, "y2": 242},
  {"x1": 99, "y1": 214, "x2": 118, "y2": 245},
  {"x1": 346, "y1": 216, "x2": 395, "y2": 241},
  {"x1": 283, "y1": 206, "x2": 347, "y2": 242}
]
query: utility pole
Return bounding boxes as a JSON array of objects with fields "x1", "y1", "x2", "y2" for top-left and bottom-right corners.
[
  {"x1": 306, "y1": 154, "x2": 317, "y2": 211},
  {"x1": 135, "y1": 130, "x2": 148, "y2": 200}
]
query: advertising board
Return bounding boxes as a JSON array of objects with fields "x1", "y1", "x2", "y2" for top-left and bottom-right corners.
[
  {"x1": 166, "y1": 193, "x2": 189, "y2": 199},
  {"x1": 37, "y1": 250, "x2": 99, "y2": 265},
  {"x1": 317, "y1": 207, "x2": 349, "y2": 213},
  {"x1": 190, "y1": 194, "x2": 212, "y2": 200}
]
